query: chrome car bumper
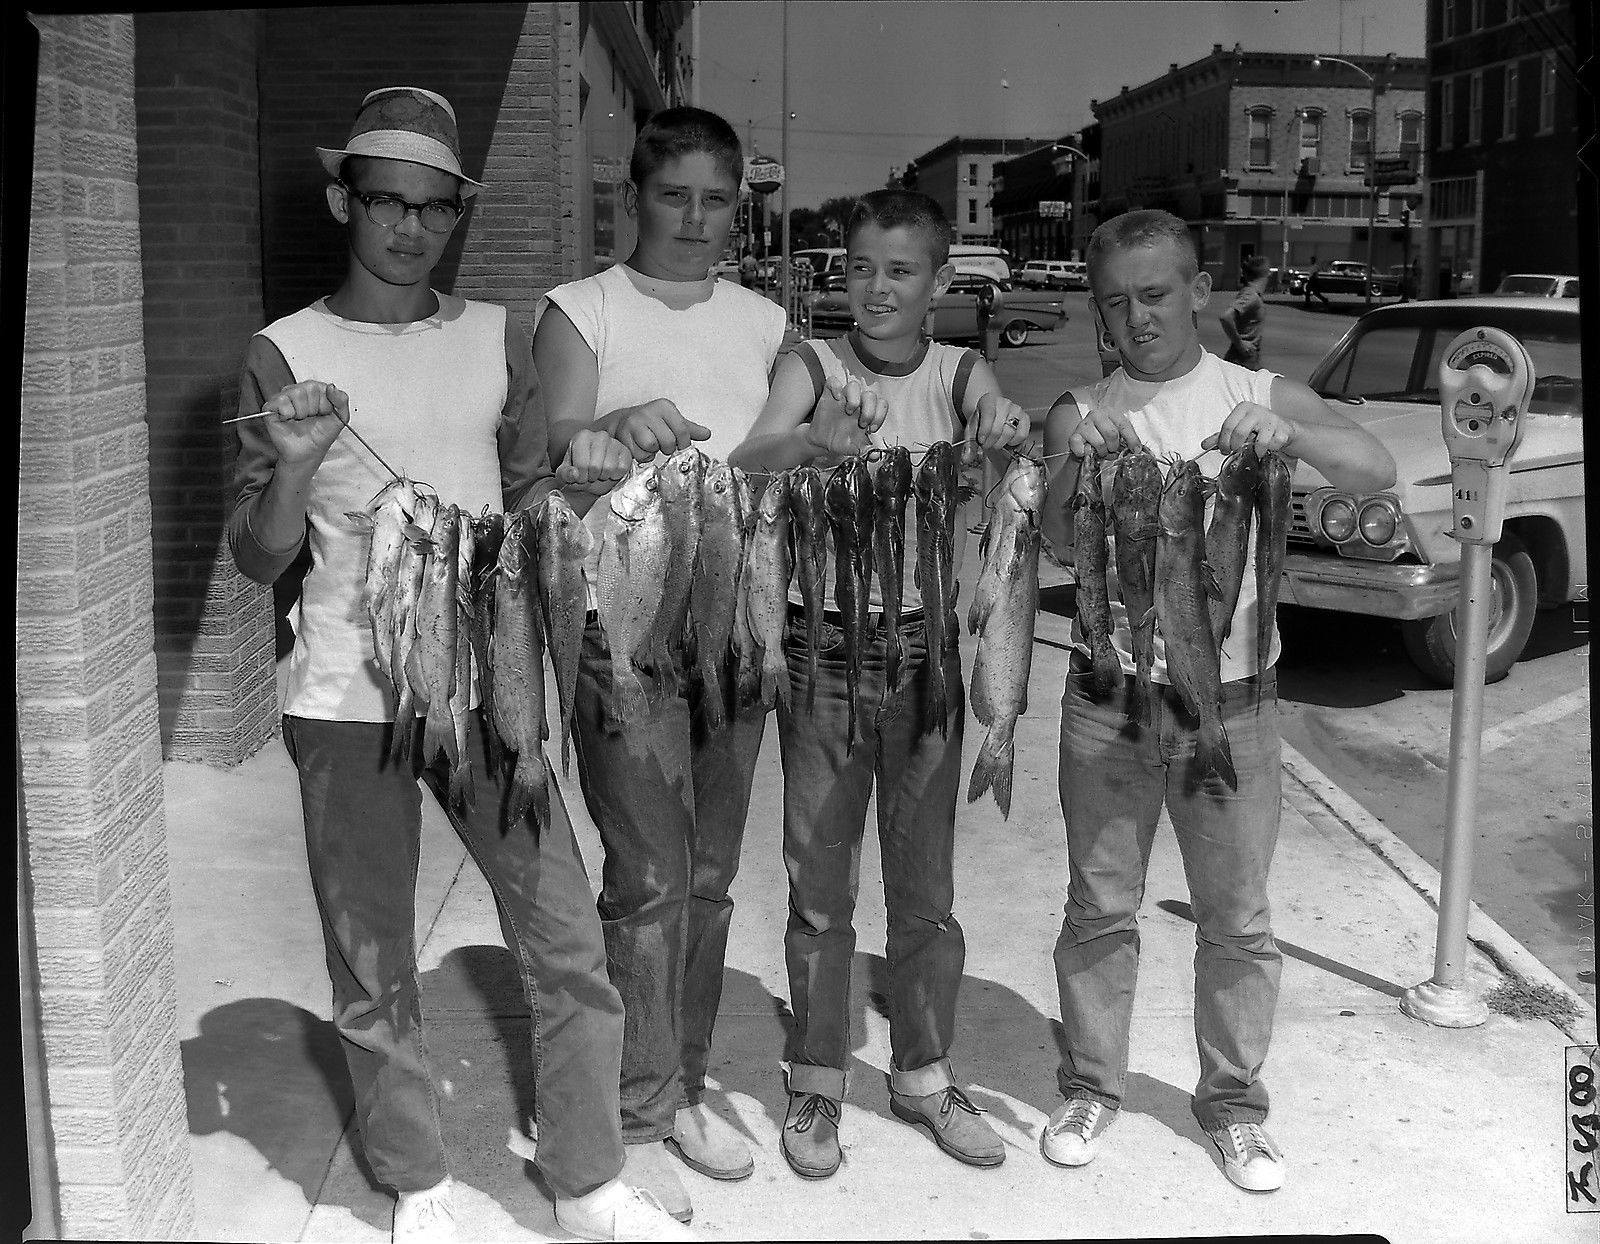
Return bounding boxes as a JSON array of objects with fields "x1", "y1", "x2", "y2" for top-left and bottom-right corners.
[{"x1": 1278, "y1": 551, "x2": 1458, "y2": 620}]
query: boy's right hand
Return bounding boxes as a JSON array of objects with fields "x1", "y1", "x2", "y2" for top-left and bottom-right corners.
[
  {"x1": 806, "y1": 375, "x2": 884, "y2": 459},
  {"x1": 558, "y1": 428, "x2": 634, "y2": 493},
  {"x1": 611, "y1": 398, "x2": 712, "y2": 461},
  {"x1": 1068, "y1": 406, "x2": 1143, "y2": 457},
  {"x1": 259, "y1": 381, "x2": 350, "y2": 468}
]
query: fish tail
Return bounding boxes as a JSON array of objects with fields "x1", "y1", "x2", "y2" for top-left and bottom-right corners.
[
  {"x1": 559, "y1": 717, "x2": 574, "y2": 776},
  {"x1": 698, "y1": 644, "x2": 728, "y2": 731},
  {"x1": 1196, "y1": 719, "x2": 1238, "y2": 791},
  {"x1": 421, "y1": 706, "x2": 457, "y2": 770},
  {"x1": 1126, "y1": 675, "x2": 1151, "y2": 728},
  {"x1": 926, "y1": 665, "x2": 948, "y2": 737},
  {"x1": 449, "y1": 750, "x2": 474, "y2": 812},
  {"x1": 504, "y1": 750, "x2": 549, "y2": 830},
  {"x1": 966, "y1": 725, "x2": 1016, "y2": 818}
]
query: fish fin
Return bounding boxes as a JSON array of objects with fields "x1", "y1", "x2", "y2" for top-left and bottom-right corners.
[
  {"x1": 421, "y1": 706, "x2": 457, "y2": 770},
  {"x1": 388, "y1": 711, "x2": 416, "y2": 770},
  {"x1": 969, "y1": 655, "x2": 993, "y2": 725},
  {"x1": 449, "y1": 750, "x2": 474, "y2": 812},
  {"x1": 402, "y1": 522, "x2": 433, "y2": 546},
  {"x1": 344, "y1": 510, "x2": 376, "y2": 530},
  {"x1": 1201, "y1": 562, "x2": 1224, "y2": 600},
  {"x1": 503, "y1": 750, "x2": 550, "y2": 831},
  {"x1": 966, "y1": 728, "x2": 1015, "y2": 819},
  {"x1": 1196, "y1": 721, "x2": 1238, "y2": 791}
]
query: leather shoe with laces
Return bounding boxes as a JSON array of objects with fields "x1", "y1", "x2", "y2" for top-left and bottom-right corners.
[
  {"x1": 889, "y1": 1084, "x2": 1005, "y2": 1168},
  {"x1": 780, "y1": 1089, "x2": 842, "y2": 1179},
  {"x1": 554, "y1": 1179, "x2": 697, "y2": 1241},
  {"x1": 1207, "y1": 1121, "x2": 1285, "y2": 1192},
  {"x1": 392, "y1": 1176, "x2": 455, "y2": 1243}
]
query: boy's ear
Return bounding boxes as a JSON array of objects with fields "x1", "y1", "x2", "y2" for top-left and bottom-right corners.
[
  {"x1": 1190, "y1": 268, "x2": 1213, "y2": 310},
  {"x1": 933, "y1": 261, "x2": 956, "y2": 297},
  {"x1": 620, "y1": 179, "x2": 640, "y2": 219},
  {"x1": 326, "y1": 181, "x2": 351, "y2": 226}
]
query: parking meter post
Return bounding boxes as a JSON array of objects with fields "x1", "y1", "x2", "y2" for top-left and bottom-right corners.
[{"x1": 1400, "y1": 327, "x2": 1533, "y2": 1030}]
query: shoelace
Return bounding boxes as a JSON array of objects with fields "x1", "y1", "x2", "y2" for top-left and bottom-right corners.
[
  {"x1": 936, "y1": 1085, "x2": 987, "y2": 1120},
  {"x1": 1048, "y1": 1098, "x2": 1101, "y2": 1137},
  {"x1": 788, "y1": 1092, "x2": 841, "y2": 1133},
  {"x1": 1225, "y1": 1122, "x2": 1278, "y2": 1163},
  {"x1": 403, "y1": 1187, "x2": 454, "y2": 1232}
]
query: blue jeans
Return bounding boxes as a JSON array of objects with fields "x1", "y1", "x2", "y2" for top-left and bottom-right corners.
[
  {"x1": 571, "y1": 618, "x2": 768, "y2": 1142},
  {"x1": 1052, "y1": 655, "x2": 1283, "y2": 1131},
  {"x1": 777, "y1": 610, "x2": 967, "y2": 1087},
  {"x1": 282, "y1": 712, "x2": 625, "y2": 1199}
]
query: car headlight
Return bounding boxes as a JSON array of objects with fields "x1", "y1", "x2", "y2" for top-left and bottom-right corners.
[
  {"x1": 1357, "y1": 498, "x2": 1399, "y2": 546},
  {"x1": 1318, "y1": 496, "x2": 1357, "y2": 542}
]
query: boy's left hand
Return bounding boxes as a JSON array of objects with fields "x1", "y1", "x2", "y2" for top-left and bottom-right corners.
[
  {"x1": 969, "y1": 392, "x2": 1031, "y2": 451},
  {"x1": 1203, "y1": 400, "x2": 1296, "y2": 457}
]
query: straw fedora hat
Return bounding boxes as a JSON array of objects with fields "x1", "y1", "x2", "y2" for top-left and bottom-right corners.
[{"x1": 316, "y1": 86, "x2": 485, "y2": 197}]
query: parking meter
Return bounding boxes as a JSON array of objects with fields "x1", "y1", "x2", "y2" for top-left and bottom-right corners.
[
  {"x1": 1437, "y1": 327, "x2": 1536, "y2": 544},
  {"x1": 1401, "y1": 325, "x2": 1537, "y2": 1030}
]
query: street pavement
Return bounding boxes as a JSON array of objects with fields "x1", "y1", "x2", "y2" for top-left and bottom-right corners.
[{"x1": 167, "y1": 533, "x2": 1596, "y2": 1243}]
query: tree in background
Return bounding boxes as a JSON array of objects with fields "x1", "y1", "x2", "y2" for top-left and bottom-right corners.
[{"x1": 785, "y1": 194, "x2": 865, "y2": 250}]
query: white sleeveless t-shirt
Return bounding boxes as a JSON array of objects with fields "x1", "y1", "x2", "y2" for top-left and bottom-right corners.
[{"x1": 260, "y1": 294, "x2": 508, "y2": 721}]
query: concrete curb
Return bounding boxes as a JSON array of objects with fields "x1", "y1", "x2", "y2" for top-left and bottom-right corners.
[{"x1": 1280, "y1": 740, "x2": 1597, "y2": 1042}]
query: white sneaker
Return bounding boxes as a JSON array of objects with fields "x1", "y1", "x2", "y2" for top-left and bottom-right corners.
[
  {"x1": 393, "y1": 1176, "x2": 456, "y2": 1243},
  {"x1": 1041, "y1": 1097, "x2": 1116, "y2": 1167},
  {"x1": 555, "y1": 1180, "x2": 698, "y2": 1241},
  {"x1": 1207, "y1": 1121, "x2": 1286, "y2": 1192}
]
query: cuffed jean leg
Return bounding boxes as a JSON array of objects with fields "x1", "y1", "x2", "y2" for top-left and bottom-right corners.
[
  {"x1": 1163, "y1": 676, "x2": 1284, "y2": 1131},
  {"x1": 1052, "y1": 672, "x2": 1167, "y2": 1109},
  {"x1": 777, "y1": 618, "x2": 875, "y2": 1076},
  {"x1": 680, "y1": 688, "x2": 767, "y2": 1106},
  {"x1": 874, "y1": 622, "x2": 967, "y2": 1076},
  {"x1": 283, "y1": 715, "x2": 447, "y2": 1194},
  {"x1": 572, "y1": 620, "x2": 694, "y2": 1142},
  {"x1": 423, "y1": 712, "x2": 626, "y2": 1199}
]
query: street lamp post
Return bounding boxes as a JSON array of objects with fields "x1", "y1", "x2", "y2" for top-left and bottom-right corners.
[{"x1": 1311, "y1": 53, "x2": 1395, "y2": 307}]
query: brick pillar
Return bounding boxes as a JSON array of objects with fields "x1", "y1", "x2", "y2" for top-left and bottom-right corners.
[
  {"x1": 135, "y1": 10, "x2": 277, "y2": 764},
  {"x1": 454, "y1": 1, "x2": 583, "y2": 338},
  {"x1": 18, "y1": 13, "x2": 195, "y2": 1241}
]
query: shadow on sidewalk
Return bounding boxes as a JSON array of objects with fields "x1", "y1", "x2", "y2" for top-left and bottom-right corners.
[
  {"x1": 1156, "y1": 898, "x2": 1405, "y2": 998},
  {"x1": 181, "y1": 997, "x2": 385, "y2": 1226}
]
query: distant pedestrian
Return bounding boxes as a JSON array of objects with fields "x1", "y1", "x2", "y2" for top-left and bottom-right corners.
[
  {"x1": 1038, "y1": 209, "x2": 1395, "y2": 1195},
  {"x1": 1221, "y1": 253, "x2": 1271, "y2": 369},
  {"x1": 739, "y1": 251, "x2": 758, "y2": 287},
  {"x1": 1304, "y1": 254, "x2": 1331, "y2": 308}
]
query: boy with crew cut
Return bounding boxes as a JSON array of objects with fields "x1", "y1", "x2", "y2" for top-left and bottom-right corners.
[
  {"x1": 1038, "y1": 209, "x2": 1394, "y2": 1192},
  {"x1": 731, "y1": 189, "x2": 1031, "y2": 1180},
  {"x1": 228, "y1": 87, "x2": 687, "y2": 1243}
]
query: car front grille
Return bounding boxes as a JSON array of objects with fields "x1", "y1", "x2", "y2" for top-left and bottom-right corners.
[{"x1": 1288, "y1": 494, "x2": 1317, "y2": 546}]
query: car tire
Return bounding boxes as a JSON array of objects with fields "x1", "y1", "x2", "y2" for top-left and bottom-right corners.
[
  {"x1": 1398, "y1": 532, "x2": 1539, "y2": 686},
  {"x1": 1002, "y1": 321, "x2": 1030, "y2": 347}
]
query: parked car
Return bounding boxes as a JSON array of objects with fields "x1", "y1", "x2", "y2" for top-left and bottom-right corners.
[
  {"x1": 1304, "y1": 260, "x2": 1398, "y2": 300},
  {"x1": 711, "y1": 256, "x2": 742, "y2": 281},
  {"x1": 1492, "y1": 273, "x2": 1580, "y2": 299},
  {"x1": 1282, "y1": 297, "x2": 1584, "y2": 684},
  {"x1": 808, "y1": 274, "x2": 1067, "y2": 347},
  {"x1": 1018, "y1": 259, "x2": 1088, "y2": 290}
]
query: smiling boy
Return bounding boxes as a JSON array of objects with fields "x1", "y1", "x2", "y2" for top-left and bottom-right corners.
[
  {"x1": 1037, "y1": 210, "x2": 1393, "y2": 1193},
  {"x1": 731, "y1": 189, "x2": 1029, "y2": 1180}
]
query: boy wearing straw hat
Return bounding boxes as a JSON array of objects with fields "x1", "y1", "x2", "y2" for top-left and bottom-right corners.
[{"x1": 227, "y1": 87, "x2": 676, "y2": 1243}]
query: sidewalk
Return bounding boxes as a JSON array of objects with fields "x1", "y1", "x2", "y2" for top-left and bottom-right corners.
[{"x1": 168, "y1": 587, "x2": 1594, "y2": 1242}]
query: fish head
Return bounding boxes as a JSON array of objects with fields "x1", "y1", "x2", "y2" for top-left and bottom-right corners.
[
  {"x1": 498, "y1": 511, "x2": 531, "y2": 578},
  {"x1": 659, "y1": 446, "x2": 706, "y2": 507},
  {"x1": 758, "y1": 471, "x2": 791, "y2": 524},
  {"x1": 610, "y1": 461, "x2": 661, "y2": 521},
  {"x1": 1002, "y1": 456, "x2": 1046, "y2": 516}
]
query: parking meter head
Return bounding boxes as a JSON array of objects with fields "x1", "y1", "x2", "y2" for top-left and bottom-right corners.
[{"x1": 1437, "y1": 327, "x2": 1536, "y2": 468}]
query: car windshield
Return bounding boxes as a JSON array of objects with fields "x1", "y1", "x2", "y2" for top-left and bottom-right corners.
[
  {"x1": 1495, "y1": 276, "x2": 1557, "y2": 295},
  {"x1": 1314, "y1": 318, "x2": 1584, "y2": 416}
]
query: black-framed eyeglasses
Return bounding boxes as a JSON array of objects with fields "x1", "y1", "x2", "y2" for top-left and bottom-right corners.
[{"x1": 339, "y1": 182, "x2": 462, "y2": 234}]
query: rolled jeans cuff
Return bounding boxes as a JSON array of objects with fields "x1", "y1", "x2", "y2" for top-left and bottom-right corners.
[
  {"x1": 889, "y1": 1056, "x2": 956, "y2": 1098},
  {"x1": 783, "y1": 1061, "x2": 847, "y2": 1101}
]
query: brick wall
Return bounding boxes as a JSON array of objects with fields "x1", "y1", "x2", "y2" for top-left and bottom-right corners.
[
  {"x1": 135, "y1": 10, "x2": 278, "y2": 765},
  {"x1": 19, "y1": 12, "x2": 195, "y2": 1240},
  {"x1": 259, "y1": 3, "x2": 578, "y2": 341}
]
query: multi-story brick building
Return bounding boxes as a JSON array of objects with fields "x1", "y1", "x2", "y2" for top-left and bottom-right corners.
[
  {"x1": 17, "y1": 5, "x2": 692, "y2": 1236},
  {"x1": 904, "y1": 135, "x2": 1051, "y2": 245},
  {"x1": 990, "y1": 131, "x2": 1095, "y2": 264},
  {"x1": 1422, "y1": 0, "x2": 1579, "y2": 299},
  {"x1": 1093, "y1": 44, "x2": 1426, "y2": 286}
]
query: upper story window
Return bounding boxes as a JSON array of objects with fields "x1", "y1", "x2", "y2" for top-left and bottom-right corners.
[
  {"x1": 1246, "y1": 107, "x2": 1273, "y2": 167},
  {"x1": 1399, "y1": 109, "x2": 1423, "y2": 151},
  {"x1": 1348, "y1": 109, "x2": 1373, "y2": 171},
  {"x1": 968, "y1": 162, "x2": 979, "y2": 186},
  {"x1": 1502, "y1": 60, "x2": 1520, "y2": 139},
  {"x1": 1442, "y1": 0, "x2": 1458, "y2": 38},
  {"x1": 1298, "y1": 109, "x2": 1323, "y2": 166},
  {"x1": 968, "y1": 198, "x2": 978, "y2": 224},
  {"x1": 1468, "y1": 0, "x2": 1484, "y2": 31},
  {"x1": 1437, "y1": 76, "x2": 1456, "y2": 150},
  {"x1": 1538, "y1": 53, "x2": 1557, "y2": 133},
  {"x1": 1468, "y1": 70, "x2": 1484, "y2": 145}
]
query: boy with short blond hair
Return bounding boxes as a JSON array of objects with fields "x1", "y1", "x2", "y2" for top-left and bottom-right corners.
[
  {"x1": 731, "y1": 188, "x2": 1031, "y2": 1180},
  {"x1": 1039, "y1": 209, "x2": 1394, "y2": 1193}
]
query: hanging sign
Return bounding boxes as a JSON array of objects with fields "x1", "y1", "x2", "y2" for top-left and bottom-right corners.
[{"x1": 745, "y1": 157, "x2": 785, "y2": 194}]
